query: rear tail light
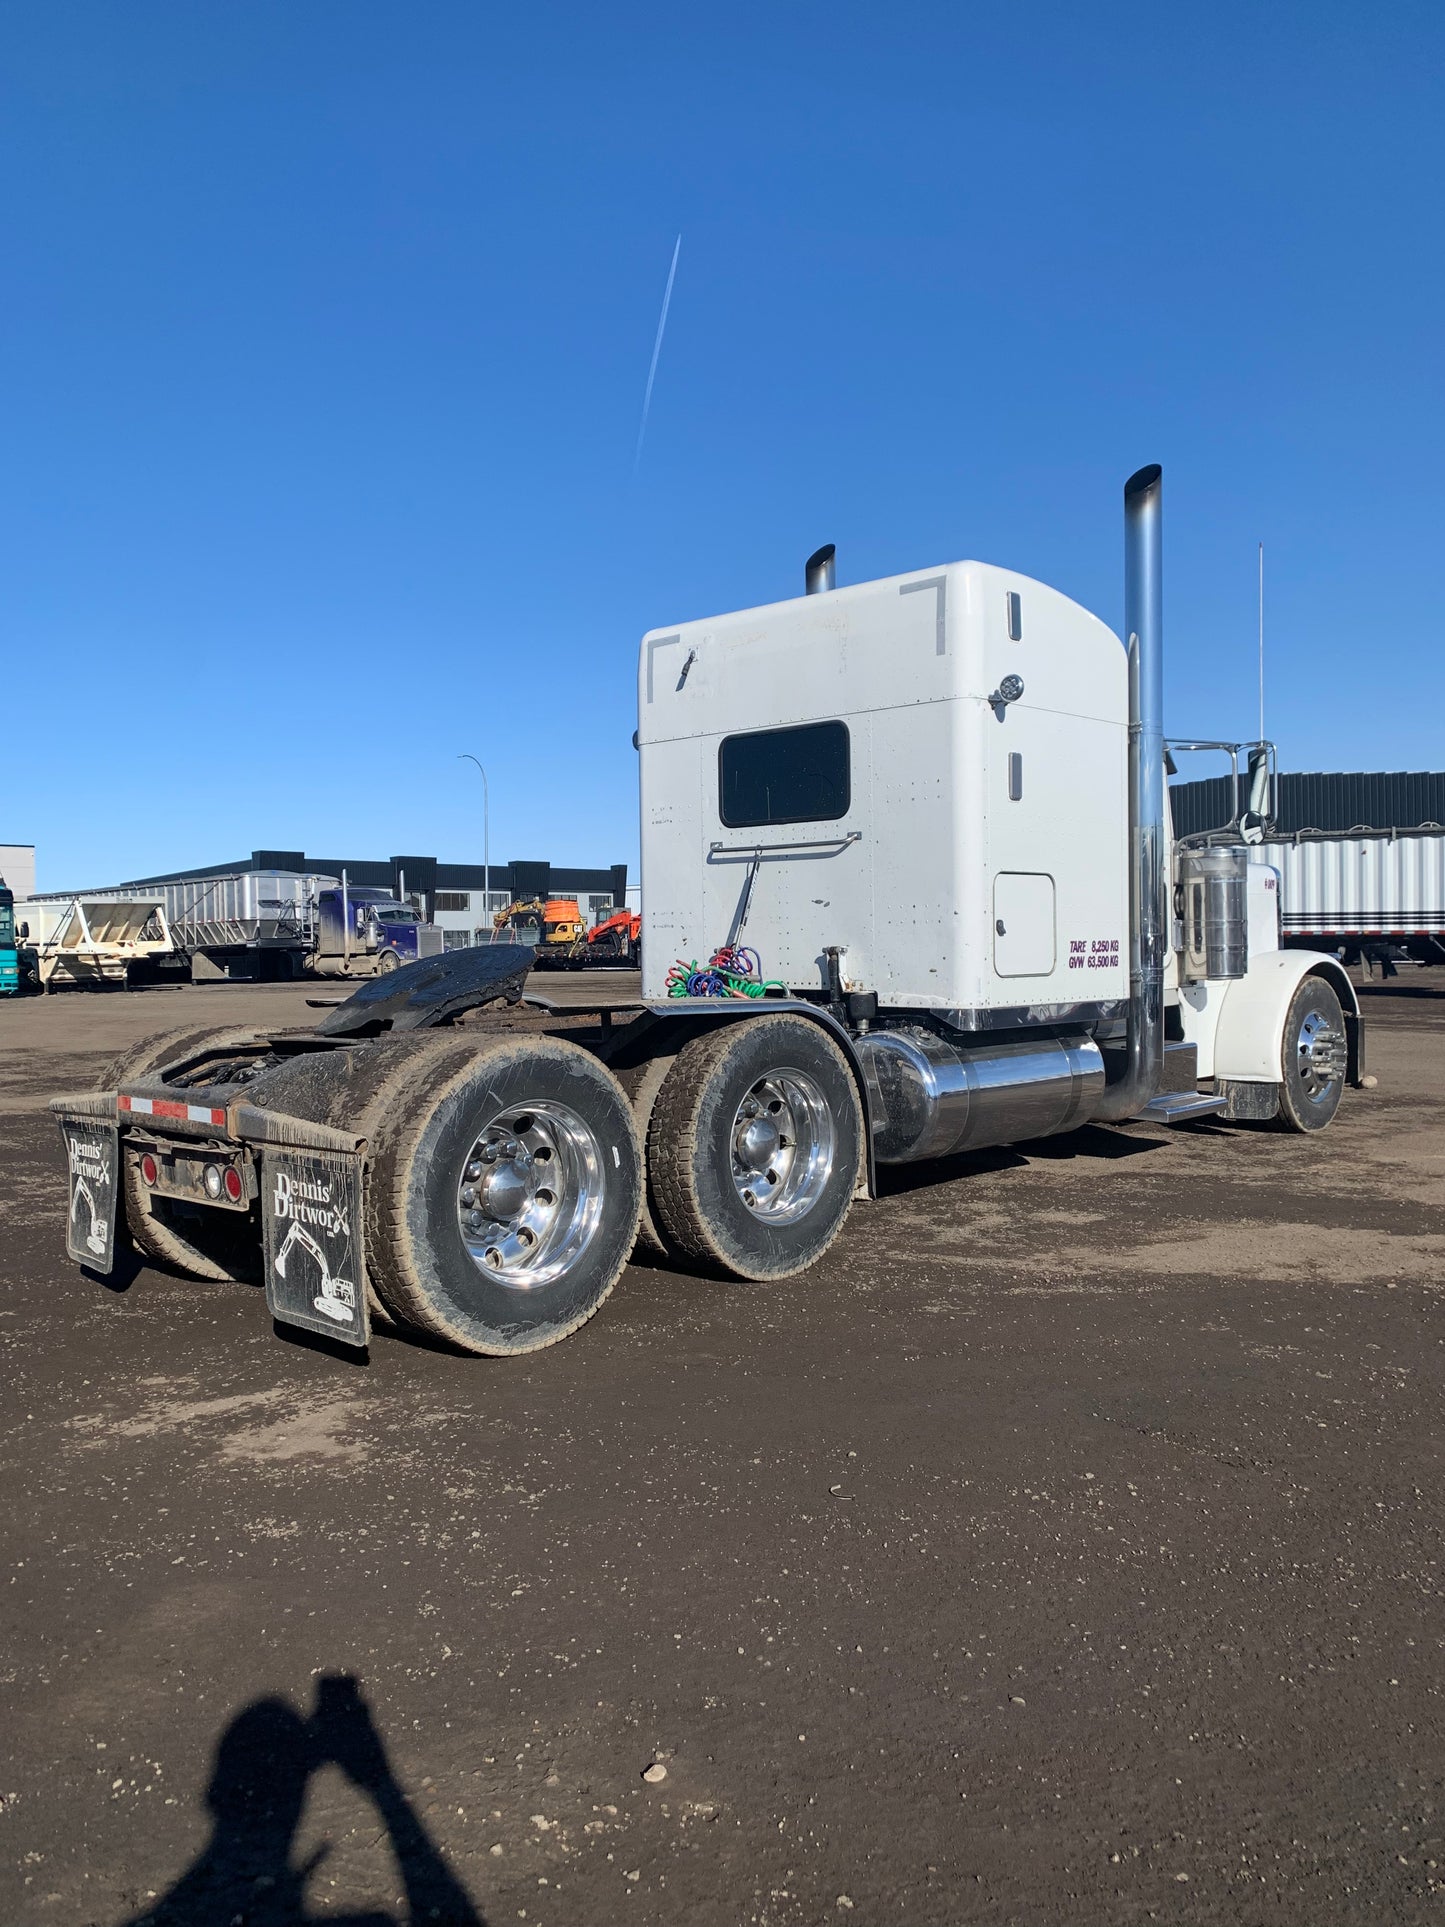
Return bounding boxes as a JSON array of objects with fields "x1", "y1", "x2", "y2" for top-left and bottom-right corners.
[
  {"x1": 223, "y1": 1166, "x2": 244, "y2": 1203},
  {"x1": 203, "y1": 1164, "x2": 224, "y2": 1200},
  {"x1": 140, "y1": 1153, "x2": 158, "y2": 1187}
]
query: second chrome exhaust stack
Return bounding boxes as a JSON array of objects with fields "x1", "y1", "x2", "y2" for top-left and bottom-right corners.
[
  {"x1": 805, "y1": 544, "x2": 836, "y2": 594},
  {"x1": 1094, "y1": 461, "x2": 1166, "y2": 1121}
]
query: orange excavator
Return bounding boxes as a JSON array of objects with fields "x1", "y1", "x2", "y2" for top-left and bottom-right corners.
[
  {"x1": 573, "y1": 907, "x2": 640, "y2": 968},
  {"x1": 492, "y1": 898, "x2": 586, "y2": 958}
]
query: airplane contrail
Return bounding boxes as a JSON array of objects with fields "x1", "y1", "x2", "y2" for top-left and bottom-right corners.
[{"x1": 633, "y1": 233, "x2": 682, "y2": 474}]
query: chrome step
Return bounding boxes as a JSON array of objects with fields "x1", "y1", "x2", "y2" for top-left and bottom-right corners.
[
  {"x1": 1138, "y1": 1089, "x2": 1228, "y2": 1124},
  {"x1": 1163, "y1": 1038, "x2": 1199, "y2": 1085}
]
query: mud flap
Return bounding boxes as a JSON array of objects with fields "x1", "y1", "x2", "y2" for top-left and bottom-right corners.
[
  {"x1": 1345, "y1": 1009, "x2": 1366, "y2": 1086},
  {"x1": 1218, "y1": 1078, "x2": 1282, "y2": 1122},
  {"x1": 260, "y1": 1149, "x2": 369, "y2": 1348},
  {"x1": 60, "y1": 1121, "x2": 119, "y2": 1274}
]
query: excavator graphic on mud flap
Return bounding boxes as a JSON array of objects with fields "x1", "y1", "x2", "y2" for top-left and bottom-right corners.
[
  {"x1": 273, "y1": 1218, "x2": 358, "y2": 1326},
  {"x1": 70, "y1": 1178, "x2": 108, "y2": 1258}
]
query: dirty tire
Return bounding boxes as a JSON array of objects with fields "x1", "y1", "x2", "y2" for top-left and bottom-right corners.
[
  {"x1": 124, "y1": 1182, "x2": 262, "y2": 1285},
  {"x1": 647, "y1": 1016, "x2": 860, "y2": 1281},
  {"x1": 377, "y1": 950, "x2": 401, "y2": 973},
  {"x1": 366, "y1": 1037, "x2": 642, "y2": 1355},
  {"x1": 104, "y1": 1024, "x2": 260, "y2": 1096},
  {"x1": 109, "y1": 1026, "x2": 264, "y2": 1284},
  {"x1": 613, "y1": 1050, "x2": 681, "y2": 1260},
  {"x1": 1275, "y1": 973, "x2": 1347, "y2": 1133}
]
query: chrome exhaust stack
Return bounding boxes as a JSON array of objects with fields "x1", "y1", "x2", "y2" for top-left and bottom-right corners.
[
  {"x1": 1094, "y1": 462, "x2": 1166, "y2": 1121},
  {"x1": 804, "y1": 543, "x2": 836, "y2": 594},
  {"x1": 855, "y1": 464, "x2": 1166, "y2": 1164}
]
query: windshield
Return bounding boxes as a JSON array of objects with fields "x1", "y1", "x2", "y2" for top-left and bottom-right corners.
[
  {"x1": 373, "y1": 905, "x2": 416, "y2": 924},
  {"x1": 0, "y1": 902, "x2": 13, "y2": 946}
]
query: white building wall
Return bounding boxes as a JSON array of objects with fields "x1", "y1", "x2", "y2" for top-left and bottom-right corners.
[
  {"x1": 430, "y1": 887, "x2": 625, "y2": 948},
  {"x1": 0, "y1": 845, "x2": 36, "y2": 900},
  {"x1": 431, "y1": 889, "x2": 514, "y2": 947}
]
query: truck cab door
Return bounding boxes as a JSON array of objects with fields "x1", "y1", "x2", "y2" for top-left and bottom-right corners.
[{"x1": 315, "y1": 892, "x2": 341, "y2": 958}]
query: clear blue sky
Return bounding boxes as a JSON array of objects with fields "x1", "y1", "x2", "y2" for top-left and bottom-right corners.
[{"x1": 3, "y1": 2, "x2": 1441, "y2": 890}]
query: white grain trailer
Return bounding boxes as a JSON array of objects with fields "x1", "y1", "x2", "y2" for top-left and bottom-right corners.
[
  {"x1": 53, "y1": 466, "x2": 1364, "y2": 1355},
  {"x1": 26, "y1": 870, "x2": 331, "y2": 980},
  {"x1": 16, "y1": 896, "x2": 174, "y2": 991},
  {"x1": 43, "y1": 869, "x2": 445, "y2": 980},
  {"x1": 1263, "y1": 828, "x2": 1445, "y2": 963}
]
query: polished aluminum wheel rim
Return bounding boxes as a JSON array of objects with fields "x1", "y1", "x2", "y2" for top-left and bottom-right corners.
[
  {"x1": 456, "y1": 1099, "x2": 605, "y2": 1289},
  {"x1": 1295, "y1": 1007, "x2": 1347, "y2": 1101},
  {"x1": 730, "y1": 1067, "x2": 836, "y2": 1223}
]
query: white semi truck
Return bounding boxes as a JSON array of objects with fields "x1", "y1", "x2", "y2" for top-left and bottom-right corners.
[{"x1": 53, "y1": 466, "x2": 1362, "y2": 1355}]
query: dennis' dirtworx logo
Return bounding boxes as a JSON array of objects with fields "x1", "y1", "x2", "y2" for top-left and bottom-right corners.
[
  {"x1": 67, "y1": 1137, "x2": 112, "y2": 1188},
  {"x1": 272, "y1": 1169, "x2": 350, "y2": 1239}
]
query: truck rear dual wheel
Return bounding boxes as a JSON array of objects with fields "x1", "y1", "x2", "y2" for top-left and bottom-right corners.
[
  {"x1": 646, "y1": 1015, "x2": 862, "y2": 1281},
  {"x1": 366, "y1": 1038, "x2": 642, "y2": 1355},
  {"x1": 1276, "y1": 974, "x2": 1348, "y2": 1133}
]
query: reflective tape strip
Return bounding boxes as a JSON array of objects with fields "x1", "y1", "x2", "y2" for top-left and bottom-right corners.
[{"x1": 118, "y1": 1095, "x2": 227, "y2": 1127}]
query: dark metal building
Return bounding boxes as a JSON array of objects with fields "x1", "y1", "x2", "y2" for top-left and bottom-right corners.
[
  {"x1": 122, "y1": 851, "x2": 628, "y2": 925},
  {"x1": 1170, "y1": 771, "x2": 1445, "y2": 839}
]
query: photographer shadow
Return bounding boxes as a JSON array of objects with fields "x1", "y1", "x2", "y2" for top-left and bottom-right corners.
[{"x1": 121, "y1": 1674, "x2": 485, "y2": 1927}]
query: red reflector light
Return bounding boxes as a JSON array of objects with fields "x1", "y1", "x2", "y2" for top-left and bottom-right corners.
[
  {"x1": 223, "y1": 1166, "x2": 244, "y2": 1203},
  {"x1": 140, "y1": 1154, "x2": 158, "y2": 1187}
]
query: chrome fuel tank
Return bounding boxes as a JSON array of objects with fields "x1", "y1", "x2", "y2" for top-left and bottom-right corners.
[
  {"x1": 856, "y1": 1026, "x2": 1105, "y2": 1163},
  {"x1": 1179, "y1": 845, "x2": 1249, "y2": 982}
]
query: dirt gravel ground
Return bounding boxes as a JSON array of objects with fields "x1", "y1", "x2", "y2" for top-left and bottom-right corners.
[{"x1": 2, "y1": 970, "x2": 1443, "y2": 1926}]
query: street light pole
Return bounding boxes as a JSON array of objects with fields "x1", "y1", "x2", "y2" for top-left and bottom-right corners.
[{"x1": 458, "y1": 754, "x2": 490, "y2": 943}]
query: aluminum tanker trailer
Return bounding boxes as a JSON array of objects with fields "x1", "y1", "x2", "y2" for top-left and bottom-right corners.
[{"x1": 40, "y1": 867, "x2": 445, "y2": 981}]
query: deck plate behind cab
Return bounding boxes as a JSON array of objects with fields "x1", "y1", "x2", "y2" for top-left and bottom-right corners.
[
  {"x1": 260, "y1": 1148, "x2": 369, "y2": 1347},
  {"x1": 312, "y1": 942, "x2": 536, "y2": 1037}
]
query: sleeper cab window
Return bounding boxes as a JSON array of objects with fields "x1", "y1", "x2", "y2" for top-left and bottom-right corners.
[{"x1": 718, "y1": 720, "x2": 851, "y2": 829}]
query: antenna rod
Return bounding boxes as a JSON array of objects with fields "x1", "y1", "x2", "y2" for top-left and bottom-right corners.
[{"x1": 1258, "y1": 540, "x2": 1265, "y2": 744}]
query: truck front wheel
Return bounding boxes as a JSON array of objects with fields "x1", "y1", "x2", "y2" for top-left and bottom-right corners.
[
  {"x1": 1276, "y1": 974, "x2": 1348, "y2": 1132},
  {"x1": 367, "y1": 1038, "x2": 642, "y2": 1354},
  {"x1": 647, "y1": 1016, "x2": 861, "y2": 1281}
]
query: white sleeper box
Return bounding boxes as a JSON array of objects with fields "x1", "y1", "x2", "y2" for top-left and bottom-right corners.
[{"x1": 637, "y1": 561, "x2": 1130, "y2": 1018}]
